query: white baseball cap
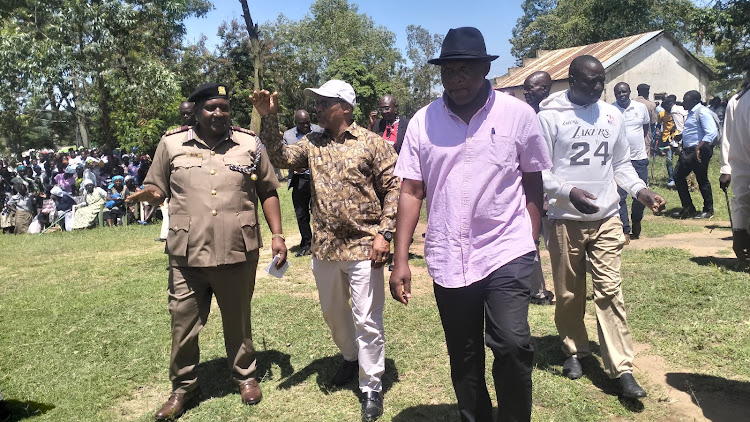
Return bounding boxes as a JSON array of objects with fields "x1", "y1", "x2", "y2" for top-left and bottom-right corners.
[{"x1": 304, "y1": 79, "x2": 357, "y2": 108}]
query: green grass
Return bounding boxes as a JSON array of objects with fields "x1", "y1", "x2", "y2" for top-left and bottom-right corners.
[{"x1": 0, "y1": 184, "x2": 748, "y2": 421}]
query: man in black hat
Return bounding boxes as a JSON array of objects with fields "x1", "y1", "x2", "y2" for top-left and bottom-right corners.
[
  {"x1": 389, "y1": 27, "x2": 552, "y2": 421},
  {"x1": 129, "y1": 83, "x2": 287, "y2": 420}
]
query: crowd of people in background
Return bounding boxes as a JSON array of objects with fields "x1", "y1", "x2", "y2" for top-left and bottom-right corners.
[{"x1": 0, "y1": 147, "x2": 158, "y2": 234}]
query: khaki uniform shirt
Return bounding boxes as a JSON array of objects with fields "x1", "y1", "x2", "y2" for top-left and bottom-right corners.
[
  {"x1": 260, "y1": 114, "x2": 400, "y2": 261},
  {"x1": 145, "y1": 126, "x2": 280, "y2": 268},
  {"x1": 634, "y1": 96, "x2": 657, "y2": 151}
]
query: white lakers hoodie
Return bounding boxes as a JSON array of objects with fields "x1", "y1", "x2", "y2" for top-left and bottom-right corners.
[{"x1": 538, "y1": 90, "x2": 647, "y2": 221}]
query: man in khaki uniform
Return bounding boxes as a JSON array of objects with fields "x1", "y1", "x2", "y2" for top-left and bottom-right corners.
[
  {"x1": 128, "y1": 83, "x2": 287, "y2": 421},
  {"x1": 251, "y1": 80, "x2": 400, "y2": 422}
]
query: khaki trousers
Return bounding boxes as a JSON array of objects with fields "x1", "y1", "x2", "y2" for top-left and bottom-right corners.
[
  {"x1": 547, "y1": 217, "x2": 634, "y2": 378},
  {"x1": 168, "y1": 252, "x2": 259, "y2": 393},
  {"x1": 311, "y1": 258, "x2": 385, "y2": 393}
]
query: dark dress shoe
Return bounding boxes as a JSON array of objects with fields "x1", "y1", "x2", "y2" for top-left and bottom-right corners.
[
  {"x1": 332, "y1": 359, "x2": 359, "y2": 386},
  {"x1": 693, "y1": 211, "x2": 714, "y2": 219},
  {"x1": 154, "y1": 389, "x2": 200, "y2": 421},
  {"x1": 619, "y1": 373, "x2": 647, "y2": 398},
  {"x1": 295, "y1": 246, "x2": 310, "y2": 257},
  {"x1": 239, "y1": 379, "x2": 262, "y2": 405},
  {"x1": 562, "y1": 356, "x2": 583, "y2": 380},
  {"x1": 361, "y1": 391, "x2": 383, "y2": 422},
  {"x1": 671, "y1": 206, "x2": 696, "y2": 219}
]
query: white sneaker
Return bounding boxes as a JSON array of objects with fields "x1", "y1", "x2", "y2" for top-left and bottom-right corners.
[{"x1": 667, "y1": 180, "x2": 675, "y2": 187}]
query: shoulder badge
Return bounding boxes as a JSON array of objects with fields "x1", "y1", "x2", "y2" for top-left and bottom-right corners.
[
  {"x1": 164, "y1": 125, "x2": 190, "y2": 136},
  {"x1": 232, "y1": 126, "x2": 256, "y2": 136}
]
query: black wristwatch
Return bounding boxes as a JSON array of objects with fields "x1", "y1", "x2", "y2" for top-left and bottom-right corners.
[{"x1": 379, "y1": 230, "x2": 393, "y2": 242}]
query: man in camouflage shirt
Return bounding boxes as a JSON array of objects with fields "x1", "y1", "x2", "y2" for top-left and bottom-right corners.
[{"x1": 251, "y1": 80, "x2": 399, "y2": 422}]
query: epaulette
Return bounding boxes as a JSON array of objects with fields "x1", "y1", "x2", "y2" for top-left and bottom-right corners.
[
  {"x1": 164, "y1": 125, "x2": 190, "y2": 136},
  {"x1": 232, "y1": 126, "x2": 256, "y2": 136}
]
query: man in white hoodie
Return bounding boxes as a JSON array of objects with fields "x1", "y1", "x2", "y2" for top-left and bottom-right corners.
[{"x1": 538, "y1": 55, "x2": 665, "y2": 399}]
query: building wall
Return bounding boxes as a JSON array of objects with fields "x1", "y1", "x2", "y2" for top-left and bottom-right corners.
[
  {"x1": 604, "y1": 35, "x2": 710, "y2": 103},
  {"x1": 498, "y1": 35, "x2": 711, "y2": 105}
]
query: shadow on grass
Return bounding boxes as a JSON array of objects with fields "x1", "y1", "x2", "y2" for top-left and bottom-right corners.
[
  {"x1": 195, "y1": 349, "x2": 293, "y2": 399},
  {"x1": 277, "y1": 356, "x2": 399, "y2": 397},
  {"x1": 690, "y1": 256, "x2": 749, "y2": 272},
  {"x1": 666, "y1": 372, "x2": 750, "y2": 421},
  {"x1": 531, "y1": 335, "x2": 644, "y2": 412},
  {"x1": 3, "y1": 399, "x2": 55, "y2": 420},
  {"x1": 391, "y1": 403, "x2": 459, "y2": 421}
]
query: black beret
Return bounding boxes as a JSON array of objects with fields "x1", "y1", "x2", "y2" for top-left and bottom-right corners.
[{"x1": 188, "y1": 83, "x2": 229, "y2": 103}]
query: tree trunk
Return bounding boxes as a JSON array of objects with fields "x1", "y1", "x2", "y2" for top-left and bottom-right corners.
[
  {"x1": 97, "y1": 74, "x2": 113, "y2": 162},
  {"x1": 239, "y1": 0, "x2": 263, "y2": 133},
  {"x1": 71, "y1": 70, "x2": 90, "y2": 148}
]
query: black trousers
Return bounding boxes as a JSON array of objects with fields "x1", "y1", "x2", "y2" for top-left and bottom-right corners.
[
  {"x1": 433, "y1": 251, "x2": 535, "y2": 422},
  {"x1": 291, "y1": 174, "x2": 312, "y2": 248},
  {"x1": 674, "y1": 144, "x2": 713, "y2": 213}
]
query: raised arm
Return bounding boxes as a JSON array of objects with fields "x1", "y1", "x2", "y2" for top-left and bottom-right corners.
[{"x1": 251, "y1": 90, "x2": 310, "y2": 169}]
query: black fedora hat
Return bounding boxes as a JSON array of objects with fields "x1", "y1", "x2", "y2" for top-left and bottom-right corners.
[{"x1": 428, "y1": 27, "x2": 499, "y2": 65}]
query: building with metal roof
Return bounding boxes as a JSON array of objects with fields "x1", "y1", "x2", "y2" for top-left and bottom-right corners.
[{"x1": 493, "y1": 30, "x2": 715, "y2": 103}]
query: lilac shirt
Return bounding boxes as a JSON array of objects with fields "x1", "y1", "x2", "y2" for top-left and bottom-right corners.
[{"x1": 395, "y1": 87, "x2": 552, "y2": 288}]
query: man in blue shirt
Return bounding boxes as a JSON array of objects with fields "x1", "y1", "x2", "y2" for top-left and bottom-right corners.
[
  {"x1": 672, "y1": 90, "x2": 718, "y2": 219},
  {"x1": 282, "y1": 109, "x2": 323, "y2": 256}
]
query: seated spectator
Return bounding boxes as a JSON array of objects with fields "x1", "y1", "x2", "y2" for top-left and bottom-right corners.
[
  {"x1": 7, "y1": 183, "x2": 35, "y2": 234},
  {"x1": 103, "y1": 175, "x2": 130, "y2": 227},
  {"x1": 50, "y1": 185, "x2": 77, "y2": 231},
  {"x1": 75, "y1": 165, "x2": 85, "y2": 194},
  {"x1": 73, "y1": 180, "x2": 107, "y2": 229},
  {"x1": 53, "y1": 165, "x2": 76, "y2": 194},
  {"x1": 83, "y1": 158, "x2": 98, "y2": 188}
]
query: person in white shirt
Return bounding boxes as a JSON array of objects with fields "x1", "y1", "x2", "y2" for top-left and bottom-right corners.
[
  {"x1": 538, "y1": 55, "x2": 665, "y2": 399},
  {"x1": 724, "y1": 63, "x2": 750, "y2": 263},
  {"x1": 613, "y1": 82, "x2": 651, "y2": 240}
]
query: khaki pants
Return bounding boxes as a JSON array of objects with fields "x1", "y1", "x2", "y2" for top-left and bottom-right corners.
[
  {"x1": 14, "y1": 210, "x2": 33, "y2": 234},
  {"x1": 547, "y1": 217, "x2": 634, "y2": 378},
  {"x1": 311, "y1": 258, "x2": 385, "y2": 393},
  {"x1": 168, "y1": 252, "x2": 259, "y2": 393}
]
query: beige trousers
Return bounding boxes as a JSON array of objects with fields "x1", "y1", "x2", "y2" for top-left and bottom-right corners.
[
  {"x1": 311, "y1": 258, "x2": 385, "y2": 393},
  {"x1": 168, "y1": 252, "x2": 259, "y2": 393},
  {"x1": 547, "y1": 217, "x2": 634, "y2": 378}
]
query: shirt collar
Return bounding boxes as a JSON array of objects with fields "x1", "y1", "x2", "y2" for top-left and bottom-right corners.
[{"x1": 440, "y1": 80, "x2": 495, "y2": 120}]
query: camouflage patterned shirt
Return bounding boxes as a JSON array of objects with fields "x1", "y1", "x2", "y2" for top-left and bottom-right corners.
[{"x1": 260, "y1": 114, "x2": 400, "y2": 261}]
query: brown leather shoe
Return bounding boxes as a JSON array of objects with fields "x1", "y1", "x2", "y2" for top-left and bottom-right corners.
[
  {"x1": 154, "y1": 389, "x2": 200, "y2": 421},
  {"x1": 239, "y1": 379, "x2": 262, "y2": 405}
]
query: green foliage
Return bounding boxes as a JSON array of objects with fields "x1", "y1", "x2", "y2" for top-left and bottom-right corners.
[
  {"x1": 0, "y1": 0, "x2": 212, "y2": 156},
  {"x1": 509, "y1": 0, "x2": 701, "y2": 65},
  {"x1": 259, "y1": 0, "x2": 406, "y2": 129},
  {"x1": 706, "y1": 0, "x2": 750, "y2": 81},
  {"x1": 405, "y1": 25, "x2": 442, "y2": 115},
  {"x1": 324, "y1": 57, "x2": 389, "y2": 126}
]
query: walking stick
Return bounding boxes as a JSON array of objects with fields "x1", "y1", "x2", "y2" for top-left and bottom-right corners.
[
  {"x1": 724, "y1": 187, "x2": 734, "y2": 230},
  {"x1": 40, "y1": 210, "x2": 68, "y2": 234}
]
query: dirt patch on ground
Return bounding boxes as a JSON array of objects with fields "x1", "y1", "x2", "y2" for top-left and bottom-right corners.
[
  {"x1": 628, "y1": 219, "x2": 734, "y2": 257},
  {"x1": 109, "y1": 384, "x2": 167, "y2": 421}
]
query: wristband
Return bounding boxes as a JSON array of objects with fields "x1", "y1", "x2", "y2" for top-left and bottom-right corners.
[{"x1": 271, "y1": 233, "x2": 285, "y2": 240}]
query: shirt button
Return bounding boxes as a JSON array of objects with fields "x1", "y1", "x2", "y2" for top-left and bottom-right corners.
[
  {"x1": 211, "y1": 151, "x2": 216, "y2": 156},
  {"x1": 211, "y1": 189, "x2": 217, "y2": 195},
  {"x1": 211, "y1": 209, "x2": 217, "y2": 216},
  {"x1": 210, "y1": 169, "x2": 216, "y2": 175}
]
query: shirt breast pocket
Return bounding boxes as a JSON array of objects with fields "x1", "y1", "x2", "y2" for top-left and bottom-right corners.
[
  {"x1": 171, "y1": 155, "x2": 203, "y2": 188},
  {"x1": 223, "y1": 156, "x2": 254, "y2": 186},
  {"x1": 486, "y1": 134, "x2": 516, "y2": 167}
]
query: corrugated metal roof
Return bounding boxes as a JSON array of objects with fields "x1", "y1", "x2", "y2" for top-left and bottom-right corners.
[{"x1": 494, "y1": 30, "x2": 663, "y2": 89}]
